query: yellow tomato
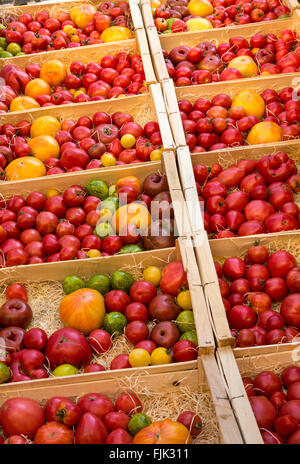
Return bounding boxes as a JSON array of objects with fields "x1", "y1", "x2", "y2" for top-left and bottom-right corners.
[
  {"x1": 5, "y1": 157, "x2": 46, "y2": 181},
  {"x1": 46, "y1": 189, "x2": 60, "y2": 198},
  {"x1": 63, "y1": 25, "x2": 77, "y2": 35},
  {"x1": 150, "y1": 148, "x2": 162, "y2": 161},
  {"x1": 30, "y1": 116, "x2": 61, "y2": 138},
  {"x1": 232, "y1": 90, "x2": 265, "y2": 119},
  {"x1": 247, "y1": 121, "x2": 282, "y2": 145},
  {"x1": 101, "y1": 26, "x2": 133, "y2": 43},
  {"x1": 186, "y1": 17, "x2": 212, "y2": 31},
  {"x1": 261, "y1": 71, "x2": 270, "y2": 76},
  {"x1": 25, "y1": 78, "x2": 51, "y2": 99},
  {"x1": 74, "y1": 89, "x2": 86, "y2": 98},
  {"x1": 69, "y1": 89, "x2": 76, "y2": 95},
  {"x1": 129, "y1": 349, "x2": 151, "y2": 368},
  {"x1": 52, "y1": 364, "x2": 78, "y2": 377},
  {"x1": 112, "y1": 203, "x2": 151, "y2": 234},
  {"x1": 251, "y1": 48, "x2": 260, "y2": 55},
  {"x1": 150, "y1": 347, "x2": 172, "y2": 365},
  {"x1": 70, "y1": 5, "x2": 97, "y2": 29},
  {"x1": 87, "y1": 249, "x2": 102, "y2": 258},
  {"x1": 177, "y1": 290, "x2": 192, "y2": 310},
  {"x1": 40, "y1": 60, "x2": 67, "y2": 87},
  {"x1": 151, "y1": 0, "x2": 161, "y2": 7},
  {"x1": 228, "y1": 56, "x2": 258, "y2": 78},
  {"x1": 28, "y1": 135, "x2": 60, "y2": 162},
  {"x1": 10, "y1": 96, "x2": 40, "y2": 112},
  {"x1": 101, "y1": 153, "x2": 117, "y2": 167},
  {"x1": 121, "y1": 134, "x2": 136, "y2": 149},
  {"x1": 143, "y1": 266, "x2": 162, "y2": 287}
]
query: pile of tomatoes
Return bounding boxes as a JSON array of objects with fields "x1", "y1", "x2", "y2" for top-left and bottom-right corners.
[
  {"x1": 164, "y1": 29, "x2": 299, "y2": 87},
  {"x1": 0, "y1": 170, "x2": 176, "y2": 267},
  {"x1": 179, "y1": 87, "x2": 300, "y2": 152},
  {"x1": 193, "y1": 152, "x2": 300, "y2": 238},
  {"x1": 0, "y1": 112, "x2": 163, "y2": 181},
  {"x1": 0, "y1": 261, "x2": 197, "y2": 386},
  {"x1": 215, "y1": 244, "x2": 300, "y2": 347},
  {"x1": 0, "y1": 2, "x2": 133, "y2": 58},
  {"x1": 0, "y1": 389, "x2": 202, "y2": 444},
  {"x1": 246, "y1": 365, "x2": 300, "y2": 444},
  {"x1": 1, "y1": 53, "x2": 146, "y2": 114}
]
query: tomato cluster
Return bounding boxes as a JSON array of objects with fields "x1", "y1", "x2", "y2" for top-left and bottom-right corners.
[
  {"x1": 0, "y1": 171, "x2": 175, "y2": 267},
  {"x1": 0, "y1": 113, "x2": 162, "y2": 179},
  {"x1": 164, "y1": 30, "x2": 299, "y2": 87},
  {"x1": 0, "y1": 1, "x2": 131, "y2": 57},
  {"x1": 195, "y1": 152, "x2": 300, "y2": 238},
  {"x1": 246, "y1": 365, "x2": 300, "y2": 444},
  {"x1": 0, "y1": 53, "x2": 146, "y2": 114},
  {"x1": 0, "y1": 391, "x2": 202, "y2": 444},
  {"x1": 153, "y1": 0, "x2": 291, "y2": 33},
  {"x1": 179, "y1": 87, "x2": 300, "y2": 152},
  {"x1": 215, "y1": 245, "x2": 300, "y2": 347}
]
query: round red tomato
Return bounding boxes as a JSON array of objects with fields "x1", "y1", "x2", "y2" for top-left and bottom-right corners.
[
  {"x1": 129, "y1": 281, "x2": 157, "y2": 304},
  {"x1": 160, "y1": 261, "x2": 188, "y2": 296},
  {"x1": 0, "y1": 398, "x2": 45, "y2": 439},
  {"x1": 267, "y1": 251, "x2": 297, "y2": 277},
  {"x1": 223, "y1": 257, "x2": 245, "y2": 280},
  {"x1": 5, "y1": 283, "x2": 27, "y2": 301},
  {"x1": 173, "y1": 340, "x2": 198, "y2": 362},
  {"x1": 227, "y1": 305, "x2": 257, "y2": 329},
  {"x1": 34, "y1": 422, "x2": 74, "y2": 444},
  {"x1": 105, "y1": 290, "x2": 131, "y2": 313}
]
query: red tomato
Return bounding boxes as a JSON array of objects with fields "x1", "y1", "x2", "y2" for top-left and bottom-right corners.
[
  {"x1": 227, "y1": 305, "x2": 257, "y2": 329},
  {"x1": 115, "y1": 392, "x2": 142, "y2": 415},
  {"x1": 173, "y1": 340, "x2": 198, "y2": 362},
  {"x1": 44, "y1": 397, "x2": 82, "y2": 426},
  {"x1": 160, "y1": 261, "x2": 188, "y2": 296},
  {"x1": 249, "y1": 396, "x2": 277, "y2": 429},
  {"x1": 125, "y1": 321, "x2": 149, "y2": 345},
  {"x1": 88, "y1": 329, "x2": 112, "y2": 354},
  {"x1": 34, "y1": 422, "x2": 74, "y2": 444},
  {"x1": 77, "y1": 393, "x2": 114, "y2": 420},
  {"x1": 129, "y1": 281, "x2": 157, "y2": 304},
  {"x1": 105, "y1": 428, "x2": 132, "y2": 444},
  {"x1": 110, "y1": 354, "x2": 131, "y2": 370},
  {"x1": 223, "y1": 257, "x2": 245, "y2": 280},
  {"x1": 253, "y1": 371, "x2": 282, "y2": 397},
  {"x1": 103, "y1": 411, "x2": 130, "y2": 432},
  {"x1": 5, "y1": 283, "x2": 27, "y2": 302},
  {"x1": 267, "y1": 251, "x2": 297, "y2": 277},
  {"x1": 105, "y1": 290, "x2": 131, "y2": 313}
]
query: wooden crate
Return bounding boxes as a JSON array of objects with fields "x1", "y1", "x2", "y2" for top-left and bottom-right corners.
[
  {"x1": 198, "y1": 232, "x2": 300, "y2": 353},
  {"x1": 217, "y1": 344, "x2": 300, "y2": 444},
  {"x1": 0, "y1": 83, "x2": 175, "y2": 189},
  {"x1": 142, "y1": 0, "x2": 300, "y2": 82},
  {"x1": 0, "y1": 354, "x2": 243, "y2": 444},
  {"x1": 0, "y1": 237, "x2": 215, "y2": 391},
  {"x1": 163, "y1": 74, "x2": 300, "y2": 150}
]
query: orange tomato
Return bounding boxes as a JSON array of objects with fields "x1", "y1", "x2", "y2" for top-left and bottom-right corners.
[
  {"x1": 232, "y1": 90, "x2": 265, "y2": 119},
  {"x1": 112, "y1": 203, "x2": 151, "y2": 234},
  {"x1": 28, "y1": 135, "x2": 60, "y2": 162},
  {"x1": 187, "y1": 0, "x2": 213, "y2": 16},
  {"x1": 25, "y1": 78, "x2": 51, "y2": 99},
  {"x1": 70, "y1": 5, "x2": 97, "y2": 29},
  {"x1": 34, "y1": 422, "x2": 74, "y2": 445},
  {"x1": 100, "y1": 26, "x2": 132, "y2": 42},
  {"x1": 59, "y1": 288, "x2": 105, "y2": 335},
  {"x1": 30, "y1": 116, "x2": 61, "y2": 138},
  {"x1": 133, "y1": 419, "x2": 192, "y2": 444},
  {"x1": 5, "y1": 157, "x2": 46, "y2": 181},
  {"x1": 116, "y1": 176, "x2": 142, "y2": 194},
  {"x1": 247, "y1": 121, "x2": 282, "y2": 145},
  {"x1": 40, "y1": 60, "x2": 67, "y2": 86},
  {"x1": 10, "y1": 96, "x2": 40, "y2": 112}
]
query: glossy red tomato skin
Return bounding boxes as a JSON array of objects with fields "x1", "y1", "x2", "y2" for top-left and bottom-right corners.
[
  {"x1": 261, "y1": 430, "x2": 285, "y2": 444},
  {"x1": 227, "y1": 305, "x2": 257, "y2": 329},
  {"x1": 286, "y1": 267, "x2": 300, "y2": 292},
  {"x1": 282, "y1": 366, "x2": 300, "y2": 388},
  {"x1": 173, "y1": 340, "x2": 198, "y2": 362},
  {"x1": 247, "y1": 245, "x2": 268, "y2": 264},
  {"x1": 104, "y1": 290, "x2": 131, "y2": 313},
  {"x1": 253, "y1": 371, "x2": 282, "y2": 397},
  {"x1": 44, "y1": 397, "x2": 82, "y2": 426},
  {"x1": 280, "y1": 400, "x2": 300, "y2": 423},
  {"x1": 264, "y1": 278, "x2": 288, "y2": 301},
  {"x1": 5, "y1": 283, "x2": 28, "y2": 302},
  {"x1": 160, "y1": 261, "x2": 188, "y2": 296},
  {"x1": 129, "y1": 281, "x2": 157, "y2": 304},
  {"x1": 249, "y1": 396, "x2": 277, "y2": 430},
  {"x1": 267, "y1": 251, "x2": 297, "y2": 277},
  {"x1": 223, "y1": 257, "x2": 245, "y2": 280},
  {"x1": 281, "y1": 294, "x2": 300, "y2": 328},
  {"x1": 270, "y1": 391, "x2": 287, "y2": 411}
]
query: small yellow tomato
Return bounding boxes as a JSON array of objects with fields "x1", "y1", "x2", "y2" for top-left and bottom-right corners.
[
  {"x1": 74, "y1": 89, "x2": 85, "y2": 98},
  {"x1": 101, "y1": 153, "x2": 116, "y2": 167},
  {"x1": 87, "y1": 249, "x2": 102, "y2": 258},
  {"x1": 143, "y1": 266, "x2": 162, "y2": 287},
  {"x1": 79, "y1": 87, "x2": 86, "y2": 93},
  {"x1": 150, "y1": 347, "x2": 172, "y2": 365},
  {"x1": 261, "y1": 71, "x2": 270, "y2": 76},
  {"x1": 63, "y1": 25, "x2": 77, "y2": 36},
  {"x1": 46, "y1": 189, "x2": 60, "y2": 198},
  {"x1": 69, "y1": 88, "x2": 76, "y2": 95},
  {"x1": 52, "y1": 364, "x2": 78, "y2": 377},
  {"x1": 251, "y1": 48, "x2": 260, "y2": 55},
  {"x1": 177, "y1": 290, "x2": 192, "y2": 310},
  {"x1": 150, "y1": 148, "x2": 162, "y2": 161},
  {"x1": 129, "y1": 349, "x2": 151, "y2": 367},
  {"x1": 121, "y1": 134, "x2": 136, "y2": 149}
]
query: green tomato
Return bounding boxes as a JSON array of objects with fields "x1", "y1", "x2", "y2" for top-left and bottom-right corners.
[
  {"x1": 6, "y1": 42, "x2": 21, "y2": 55},
  {"x1": 0, "y1": 51, "x2": 13, "y2": 58},
  {"x1": 0, "y1": 37, "x2": 7, "y2": 49},
  {"x1": 52, "y1": 364, "x2": 78, "y2": 377},
  {"x1": 110, "y1": 270, "x2": 134, "y2": 292},
  {"x1": 0, "y1": 362, "x2": 10, "y2": 384},
  {"x1": 94, "y1": 221, "x2": 115, "y2": 239},
  {"x1": 85, "y1": 180, "x2": 109, "y2": 200},
  {"x1": 87, "y1": 274, "x2": 110, "y2": 295},
  {"x1": 62, "y1": 275, "x2": 85, "y2": 294},
  {"x1": 118, "y1": 244, "x2": 143, "y2": 254}
]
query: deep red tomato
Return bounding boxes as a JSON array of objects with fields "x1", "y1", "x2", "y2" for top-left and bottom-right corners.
[
  {"x1": 247, "y1": 245, "x2": 269, "y2": 264},
  {"x1": 264, "y1": 278, "x2": 288, "y2": 301},
  {"x1": 105, "y1": 290, "x2": 131, "y2": 313},
  {"x1": 249, "y1": 396, "x2": 277, "y2": 430},
  {"x1": 267, "y1": 251, "x2": 297, "y2": 278},
  {"x1": 88, "y1": 329, "x2": 112, "y2": 354},
  {"x1": 45, "y1": 397, "x2": 82, "y2": 426},
  {"x1": 253, "y1": 371, "x2": 282, "y2": 397},
  {"x1": 129, "y1": 281, "x2": 157, "y2": 304},
  {"x1": 223, "y1": 257, "x2": 245, "y2": 280},
  {"x1": 177, "y1": 411, "x2": 202, "y2": 437},
  {"x1": 286, "y1": 267, "x2": 300, "y2": 292},
  {"x1": 281, "y1": 294, "x2": 300, "y2": 328},
  {"x1": 124, "y1": 302, "x2": 148, "y2": 323},
  {"x1": 270, "y1": 391, "x2": 287, "y2": 410},
  {"x1": 103, "y1": 411, "x2": 130, "y2": 432},
  {"x1": 227, "y1": 305, "x2": 257, "y2": 329},
  {"x1": 246, "y1": 264, "x2": 269, "y2": 282},
  {"x1": 173, "y1": 340, "x2": 198, "y2": 362}
]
